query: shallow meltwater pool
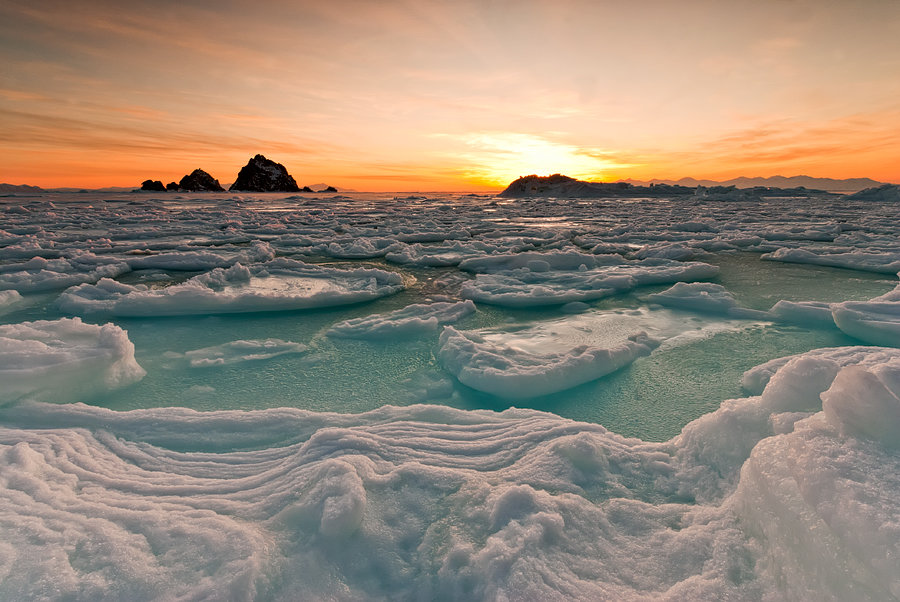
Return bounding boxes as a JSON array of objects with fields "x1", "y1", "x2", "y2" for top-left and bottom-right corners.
[{"x1": 3, "y1": 192, "x2": 900, "y2": 600}]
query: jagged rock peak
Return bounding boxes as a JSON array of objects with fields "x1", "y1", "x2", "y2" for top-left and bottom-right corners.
[
  {"x1": 140, "y1": 179, "x2": 166, "y2": 192},
  {"x1": 229, "y1": 154, "x2": 300, "y2": 192},
  {"x1": 178, "y1": 169, "x2": 224, "y2": 192}
]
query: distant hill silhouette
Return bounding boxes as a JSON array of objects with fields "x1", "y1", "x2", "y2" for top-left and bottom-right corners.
[
  {"x1": 0, "y1": 183, "x2": 44, "y2": 193},
  {"x1": 622, "y1": 175, "x2": 883, "y2": 193}
]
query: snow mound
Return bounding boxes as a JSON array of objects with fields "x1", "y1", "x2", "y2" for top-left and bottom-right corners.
[
  {"x1": 57, "y1": 260, "x2": 404, "y2": 316},
  {"x1": 0, "y1": 318, "x2": 145, "y2": 403},
  {"x1": 328, "y1": 300, "x2": 475, "y2": 339}
]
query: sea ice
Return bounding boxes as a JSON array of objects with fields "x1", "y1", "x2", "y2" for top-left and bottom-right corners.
[
  {"x1": 328, "y1": 300, "x2": 475, "y2": 339},
  {"x1": 438, "y1": 326, "x2": 657, "y2": 398},
  {"x1": 57, "y1": 260, "x2": 405, "y2": 316},
  {"x1": 0, "y1": 317, "x2": 145, "y2": 403},
  {"x1": 172, "y1": 339, "x2": 309, "y2": 367}
]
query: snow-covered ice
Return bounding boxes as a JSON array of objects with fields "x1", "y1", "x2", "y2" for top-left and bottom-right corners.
[
  {"x1": 0, "y1": 317, "x2": 145, "y2": 403},
  {"x1": 1, "y1": 189, "x2": 900, "y2": 599},
  {"x1": 328, "y1": 300, "x2": 475, "y2": 339},
  {"x1": 57, "y1": 260, "x2": 405, "y2": 316}
]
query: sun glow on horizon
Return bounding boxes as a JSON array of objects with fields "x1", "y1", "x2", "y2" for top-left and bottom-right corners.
[{"x1": 449, "y1": 133, "x2": 635, "y2": 187}]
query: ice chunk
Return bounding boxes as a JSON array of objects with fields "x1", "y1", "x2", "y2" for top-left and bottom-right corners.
[
  {"x1": 385, "y1": 241, "x2": 500, "y2": 267},
  {"x1": 832, "y1": 301, "x2": 900, "y2": 346},
  {"x1": 822, "y1": 361, "x2": 900, "y2": 447},
  {"x1": 741, "y1": 346, "x2": 900, "y2": 394},
  {"x1": 125, "y1": 241, "x2": 275, "y2": 270},
  {"x1": 762, "y1": 247, "x2": 900, "y2": 274},
  {"x1": 768, "y1": 300, "x2": 836, "y2": 326},
  {"x1": 0, "y1": 256, "x2": 130, "y2": 293},
  {"x1": 460, "y1": 271, "x2": 625, "y2": 307},
  {"x1": 310, "y1": 237, "x2": 400, "y2": 259},
  {"x1": 458, "y1": 250, "x2": 622, "y2": 273},
  {"x1": 58, "y1": 260, "x2": 404, "y2": 316},
  {"x1": 461, "y1": 259, "x2": 718, "y2": 308},
  {"x1": 0, "y1": 317, "x2": 145, "y2": 403},
  {"x1": 734, "y1": 357, "x2": 900, "y2": 599},
  {"x1": 328, "y1": 300, "x2": 475, "y2": 339},
  {"x1": 647, "y1": 282, "x2": 768, "y2": 318},
  {"x1": 0, "y1": 290, "x2": 23, "y2": 314},
  {"x1": 438, "y1": 326, "x2": 657, "y2": 398},
  {"x1": 173, "y1": 339, "x2": 309, "y2": 367}
]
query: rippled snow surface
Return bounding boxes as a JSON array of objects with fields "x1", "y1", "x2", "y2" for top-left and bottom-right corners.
[{"x1": 1, "y1": 190, "x2": 899, "y2": 600}]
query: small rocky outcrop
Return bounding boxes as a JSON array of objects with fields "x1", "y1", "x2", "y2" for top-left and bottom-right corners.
[
  {"x1": 179, "y1": 169, "x2": 224, "y2": 192},
  {"x1": 166, "y1": 181, "x2": 180, "y2": 191},
  {"x1": 319, "y1": 186, "x2": 338, "y2": 193},
  {"x1": 140, "y1": 179, "x2": 166, "y2": 191},
  {"x1": 300, "y1": 186, "x2": 314, "y2": 192},
  {"x1": 229, "y1": 154, "x2": 300, "y2": 192}
]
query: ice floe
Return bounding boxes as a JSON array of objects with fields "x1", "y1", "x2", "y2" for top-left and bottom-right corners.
[
  {"x1": 0, "y1": 317, "x2": 145, "y2": 403},
  {"x1": 169, "y1": 339, "x2": 309, "y2": 367},
  {"x1": 57, "y1": 260, "x2": 404, "y2": 316},
  {"x1": 328, "y1": 300, "x2": 475, "y2": 339},
  {"x1": 438, "y1": 326, "x2": 657, "y2": 398}
]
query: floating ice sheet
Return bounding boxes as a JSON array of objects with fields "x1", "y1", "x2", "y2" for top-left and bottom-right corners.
[
  {"x1": 437, "y1": 307, "x2": 757, "y2": 397},
  {"x1": 57, "y1": 260, "x2": 405, "y2": 316},
  {"x1": 328, "y1": 300, "x2": 475, "y2": 339},
  {"x1": 168, "y1": 339, "x2": 310, "y2": 367}
]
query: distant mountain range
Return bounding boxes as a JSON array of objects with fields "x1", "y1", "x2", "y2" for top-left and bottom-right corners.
[{"x1": 621, "y1": 175, "x2": 884, "y2": 193}]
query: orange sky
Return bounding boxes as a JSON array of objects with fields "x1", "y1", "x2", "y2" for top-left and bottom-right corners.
[{"x1": 2, "y1": 0, "x2": 899, "y2": 190}]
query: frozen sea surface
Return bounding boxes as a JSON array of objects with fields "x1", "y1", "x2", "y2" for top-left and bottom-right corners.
[{"x1": 1, "y1": 190, "x2": 899, "y2": 600}]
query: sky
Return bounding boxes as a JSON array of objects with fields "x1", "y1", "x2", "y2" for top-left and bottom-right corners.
[{"x1": 1, "y1": 0, "x2": 900, "y2": 191}]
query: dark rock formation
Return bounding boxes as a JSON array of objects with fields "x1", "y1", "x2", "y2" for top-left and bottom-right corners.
[
  {"x1": 140, "y1": 179, "x2": 166, "y2": 192},
  {"x1": 318, "y1": 186, "x2": 338, "y2": 193},
  {"x1": 229, "y1": 154, "x2": 300, "y2": 192},
  {"x1": 178, "y1": 169, "x2": 224, "y2": 192},
  {"x1": 300, "y1": 186, "x2": 314, "y2": 192},
  {"x1": 166, "y1": 181, "x2": 180, "y2": 191}
]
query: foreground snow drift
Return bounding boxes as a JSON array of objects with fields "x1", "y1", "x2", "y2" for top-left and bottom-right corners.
[
  {"x1": 0, "y1": 346, "x2": 898, "y2": 600},
  {"x1": 0, "y1": 318, "x2": 145, "y2": 403},
  {"x1": 57, "y1": 260, "x2": 405, "y2": 316}
]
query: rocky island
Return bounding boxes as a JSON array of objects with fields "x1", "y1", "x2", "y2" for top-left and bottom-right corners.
[
  {"x1": 500, "y1": 174, "x2": 831, "y2": 199},
  {"x1": 229, "y1": 154, "x2": 300, "y2": 192},
  {"x1": 178, "y1": 169, "x2": 225, "y2": 192}
]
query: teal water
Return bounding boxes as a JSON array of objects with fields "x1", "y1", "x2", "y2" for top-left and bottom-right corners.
[{"x1": 43, "y1": 253, "x2": 887, "y2": 442}]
